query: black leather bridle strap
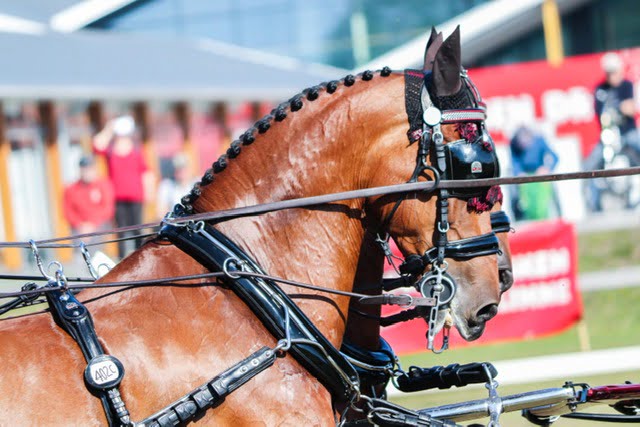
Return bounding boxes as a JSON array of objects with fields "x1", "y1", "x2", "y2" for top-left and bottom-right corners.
[{"x1": 435, "y1": 189, "x2": 449, "y2": 265}]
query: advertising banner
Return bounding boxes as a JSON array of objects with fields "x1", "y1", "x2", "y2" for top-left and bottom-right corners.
[
  {"x1": 467, "y1": 48, "x2": 640, "y2": 157},
  {"x1": 466, "y1": 48, "x2": 640, "y2": 221},
  {"x1": 381, "y1": 220, "x2": 582, "y2": 355}
]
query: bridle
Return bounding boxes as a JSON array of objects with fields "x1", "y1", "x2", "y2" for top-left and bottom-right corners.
[{"x1": 376, "y1": 69, "x2": 501, "y2": 353}]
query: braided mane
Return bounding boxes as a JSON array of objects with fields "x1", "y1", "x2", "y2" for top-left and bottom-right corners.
[{"x1": 177, "y1": 67, "x2": 393, "y2": 214}]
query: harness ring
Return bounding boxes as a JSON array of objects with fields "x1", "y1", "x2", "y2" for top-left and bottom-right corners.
[
  {"x1": 437, "y1": 222, "x2": 450, "y2": 233},
  {"x1": 222, "y1": 257, "x2": 243, "y2": 279}
]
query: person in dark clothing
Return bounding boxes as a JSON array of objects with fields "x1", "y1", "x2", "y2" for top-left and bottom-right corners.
[
  {"x1": 594, "y1": 53, "x2": 637, "y2": 138},
  {"x1": 93, "y1": 116, "x2": 154, "y2": 258},
  {"x1": 510, "y1": 126, "x2": 559, "y2": 220},
  {"x1": 586, "y1": 52, "x2": 639, "y2": 211}
]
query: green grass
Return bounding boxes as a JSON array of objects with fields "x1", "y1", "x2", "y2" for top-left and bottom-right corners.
[
  {"x1": 399, "y1": 286, "x2": 640, "y2": 368},
  {"x1": 392, "y1": 370, "x2": 640, "y2": 427},
  {"x1": 578, "y1": 228, "x2": 640, "y2": 273}
]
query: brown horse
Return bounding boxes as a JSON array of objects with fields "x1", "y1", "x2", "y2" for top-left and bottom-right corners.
[{"x1": 0, "y1": 28, "x2": 501, "y2": 426}]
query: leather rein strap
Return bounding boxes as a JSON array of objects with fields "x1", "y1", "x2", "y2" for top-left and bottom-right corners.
[{"x1": 0, "y1": 166, "x2": 637, "y2": 250}]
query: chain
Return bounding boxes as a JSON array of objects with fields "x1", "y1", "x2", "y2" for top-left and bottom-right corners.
[
  {"x1": 484, "y1": 363, "x2": 502, "y2": 427},
  {"x1": 425, "y1": 262, "x2": 450, "y2": 354}
]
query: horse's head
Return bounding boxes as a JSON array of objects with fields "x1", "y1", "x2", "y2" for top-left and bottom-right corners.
[{"x1": 366, "y1": 27, "x2": 507, "y2": 344}]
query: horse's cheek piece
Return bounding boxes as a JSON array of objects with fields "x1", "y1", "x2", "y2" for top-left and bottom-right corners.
[{"x1": 379, "y1": 69, "x2": 502, "y2": 353}]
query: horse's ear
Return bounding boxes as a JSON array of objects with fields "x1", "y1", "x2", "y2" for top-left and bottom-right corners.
[
  {"x1": 431, "y1": 26, "x2": 462, "y2": 96},
  {"x1": 426, "y1": 27, "x2": 438, "y2": 51},
  {"x1": 423, "y1": 28, "x2": 443, "y2": 72}
]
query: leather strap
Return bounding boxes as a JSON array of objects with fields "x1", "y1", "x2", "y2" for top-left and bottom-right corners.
[
  {"x1": 159, "y1": 222, "x2": 359, "y2": 404},
  {"x1": 2, "y1": 166, "x2": 640, "y2": 250},
  {"x1": 45, "y1": 285, "x2": 130, "y2": 426}
]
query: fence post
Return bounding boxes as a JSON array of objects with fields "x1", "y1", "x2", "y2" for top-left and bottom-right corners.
[
  {"x1": 0, "y1": 102, "x2": 21, "y2": 269},
  {"x1": 40, "y1": 101, "x2": 73, "y2": 262}
]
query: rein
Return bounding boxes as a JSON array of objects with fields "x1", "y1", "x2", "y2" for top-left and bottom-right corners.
[
  {"x1": 0, "y1": 269, "x2": 434, "y2": 309},
  {"x1": 0, "y1": 166, "x2": 637, "y2": 250}
]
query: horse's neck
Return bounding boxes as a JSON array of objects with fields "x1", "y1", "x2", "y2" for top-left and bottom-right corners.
[{"x1": 189, "y1": 74, "x2": 405, "y2": 343}]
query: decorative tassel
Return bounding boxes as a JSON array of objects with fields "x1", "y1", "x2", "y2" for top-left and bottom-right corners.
[
  {"x1": 457, "y1": 122, "x2": 478, "y2": 142},
  {"x1": 467, "y1": 186, "x2": 503, "y2": 213}
]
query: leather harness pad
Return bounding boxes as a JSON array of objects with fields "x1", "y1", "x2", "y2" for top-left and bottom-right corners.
[
  {"x1": 160, "y1": 222, "x2": 359, "y2": 404},
  {"x1": 490, "y1": 210, "x2": 511, "y2": 233}
]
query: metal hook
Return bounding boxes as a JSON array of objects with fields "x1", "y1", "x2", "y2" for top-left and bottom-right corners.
[
  {"x1": 190, "y1": 221, "x2": 205, "y2": 233},
  {"x1": 47, "y1": 260, "x2": 64, "y2": 276},
  {"x1": 48, "y1": 261, "x2": 67, "y2": 290},
  {"x1": 273, "y1": 302, "x2": 292, "y2": 355},
  {"x1": 80, "y1": 242, "x2": 99, "y2": 280},
  {"x1": 484, "y1": 363, "x2": 502, "y2": 427},
  {"x1": 29, "y1": 240, "x2": 54, "y2": 281},
  {"x1": 222, "y1": 257, "x2": 244, "y2": 279},
  {"x1": 431, "y1": 327, "x2": 450, "y2": 354}
]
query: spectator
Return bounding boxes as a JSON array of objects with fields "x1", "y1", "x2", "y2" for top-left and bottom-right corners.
[
  {"x1": 509, "y1": 126, "x2": 559, "y2": 220},
  {"x1": 595, "y1": 53, "x2": 638, "y2": 150},
  {"x1": 156, "y1": 154, "x2": 195, "y2": 218},
  {"x1": 585, "y1": 52, "x2": 639, "y2": 211},
  {"x1": 63, "y1": 156, "x2": 114, "y2": 239},
  {"x1": 93, "y1": 116, "x2": 154, "y2": 258}
]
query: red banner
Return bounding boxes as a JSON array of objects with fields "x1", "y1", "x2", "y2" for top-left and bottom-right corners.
[
  {"x1": 466, "y1": 48, "x2": 640, "y2": 157},
  {"x1": 381, "y1": 220, "x2": 582, "y2": 354}
]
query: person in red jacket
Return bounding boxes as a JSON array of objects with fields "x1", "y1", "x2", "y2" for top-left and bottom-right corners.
[
  {"x1": 93, "y1": 116, "x2": 154, "y2": 258},
  {"x1": 63, "y1": 156, "x2": 115, "y2": 239}
]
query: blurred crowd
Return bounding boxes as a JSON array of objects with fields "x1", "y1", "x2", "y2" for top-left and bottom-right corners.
[{"x1": 63, "y1": 115, "x2": 197, "y2": 258}]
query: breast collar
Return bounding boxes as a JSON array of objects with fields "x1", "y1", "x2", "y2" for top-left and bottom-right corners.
[{"x1": 376, "y1": 69, "x2": 502, "y2": 353}]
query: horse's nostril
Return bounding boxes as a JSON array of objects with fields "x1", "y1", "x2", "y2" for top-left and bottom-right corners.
[
  {"x1": 476, "y1": 303, "x2": 498, "y2": 322},
  {"x1": 500, "y1": 268, "x2": 514, "y2": 293}
]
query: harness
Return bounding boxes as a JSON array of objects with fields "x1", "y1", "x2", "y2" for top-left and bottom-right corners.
[
  {"x1": 376, "y1": 69, "x2": 501, "y2": 353},
  {"x1": 342, "y1": 209, "x2": 511, "y2": 398}
]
